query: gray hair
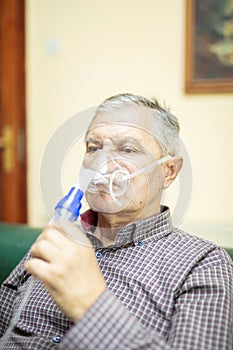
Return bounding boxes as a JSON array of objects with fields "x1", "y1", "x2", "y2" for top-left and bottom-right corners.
[{"x1": 94, "y1": 93, "x2": 180, "y2": 157}]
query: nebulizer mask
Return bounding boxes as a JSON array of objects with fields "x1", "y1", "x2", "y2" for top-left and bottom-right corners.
[{"x1": 79, "y1": 154, "x2": 171, "y2": 208}]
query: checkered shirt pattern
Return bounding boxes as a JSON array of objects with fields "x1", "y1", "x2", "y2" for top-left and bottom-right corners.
[{"x1": 0, "y1": 207, "x2": 232, "y2": 349}]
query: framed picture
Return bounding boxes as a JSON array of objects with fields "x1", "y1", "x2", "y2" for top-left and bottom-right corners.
[{"x1": 185, "y1": 0, "x2": 233, "y2": 93}]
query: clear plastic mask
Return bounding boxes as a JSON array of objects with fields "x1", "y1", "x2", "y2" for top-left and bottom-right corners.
[{"x1": 79, "y1": 155, "x2": 171, "y2": 205}]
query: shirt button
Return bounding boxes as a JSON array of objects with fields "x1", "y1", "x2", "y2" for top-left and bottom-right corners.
[
  {"x1": 96, "y1": 251, "x2": 103, "y2": 259},
  {"x1": 52, "y1": 336, "x2": 61, "y2": 343},
  {"x1": 137, "y1": 240, "x2": 143, "y2": 246}
]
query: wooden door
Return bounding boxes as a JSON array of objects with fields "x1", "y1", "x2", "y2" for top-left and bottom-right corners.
[{"x1": 0, "y1": 0, "x2": 27, "y2": 223}]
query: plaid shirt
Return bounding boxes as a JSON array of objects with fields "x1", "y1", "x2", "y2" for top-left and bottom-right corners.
[{"x1": 0, "y1": 207, "x2": 232, "y2": 349}]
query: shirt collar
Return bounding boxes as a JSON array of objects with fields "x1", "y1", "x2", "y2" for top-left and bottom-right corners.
[{"x1": 80, "y1": 206, "x2": 173, "y2": 249}]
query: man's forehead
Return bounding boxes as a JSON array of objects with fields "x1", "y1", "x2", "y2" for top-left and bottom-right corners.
[
  {"x1": 86, "y1": 121, "x2": 156, "y2": 143},
  {"x1": 86, "y1": 130, "x2": 148, "y2": 144},
  {"x1": 90, "y1": 106, "x2": 155, "y2": 131}
]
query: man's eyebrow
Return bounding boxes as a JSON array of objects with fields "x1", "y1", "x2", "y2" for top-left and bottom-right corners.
[
  {"x1": 85, "y1": 136, "x2": 146, "y2": 152},
  {"x1": 86, "y1": 137, "x2": 102, "y2": 145}
]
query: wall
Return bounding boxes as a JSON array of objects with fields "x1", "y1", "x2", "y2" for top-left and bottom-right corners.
[{"x1": 26, "y1": 0, "x2": 233, "y2": 247}]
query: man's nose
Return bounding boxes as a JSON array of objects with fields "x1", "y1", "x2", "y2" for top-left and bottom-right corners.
[{"x1": 97, "y1": 153, "x2": 120, "y2": 175}]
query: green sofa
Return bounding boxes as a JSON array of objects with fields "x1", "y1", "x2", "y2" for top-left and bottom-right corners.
[
  {"x1": 0, "y1": 222, "x2": 233, "y2": 285},
  {"x1": 0, "y1": 223, "x2": 42, "y2": 284}
]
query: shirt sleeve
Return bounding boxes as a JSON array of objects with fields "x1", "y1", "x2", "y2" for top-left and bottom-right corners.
[
  {"x1": 0, "y1": 252, "x2": 31, "y2": 336},
  {"x1": 60, "y1": 250, "x2": 233, "y2": 350}
]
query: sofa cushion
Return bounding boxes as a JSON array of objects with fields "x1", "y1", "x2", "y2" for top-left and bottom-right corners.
[{"x1": 0, "y1": 223, "x2": 41, "y2": 285}]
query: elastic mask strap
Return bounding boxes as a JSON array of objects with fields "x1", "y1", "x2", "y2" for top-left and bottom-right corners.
[{"x1": 123, "y1": 155, "x2": 172, "y2": 180}]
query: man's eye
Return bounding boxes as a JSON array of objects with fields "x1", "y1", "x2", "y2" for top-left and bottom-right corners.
[
  {"x1": 87, "y1": 145, "x2": 101, "y2": 153},
  {"x1": 120, "y1": 147, "x2": 137, "y2": 154}
]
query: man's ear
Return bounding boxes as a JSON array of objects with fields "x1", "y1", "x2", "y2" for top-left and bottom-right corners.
[{"x1": 163, "y1": 156, "x2": 183, "y2": 189}]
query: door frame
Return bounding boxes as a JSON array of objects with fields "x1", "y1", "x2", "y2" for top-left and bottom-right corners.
[{"x1": 0, "y1": 0, "x2": 27, "y2": 223}]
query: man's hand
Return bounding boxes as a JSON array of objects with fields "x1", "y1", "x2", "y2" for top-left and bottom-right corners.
[{"x1": 25, "y1": 222, "x2": 106, "y2": 322}]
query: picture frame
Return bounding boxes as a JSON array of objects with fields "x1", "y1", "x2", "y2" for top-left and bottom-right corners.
[{"x1": 185, "y1": 0, "x2": 233, "y2": 93}]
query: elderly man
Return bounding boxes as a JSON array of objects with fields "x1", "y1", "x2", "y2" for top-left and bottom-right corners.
[{"x1": 0, "y1": 93, "x2": 232, "y2": 349}]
